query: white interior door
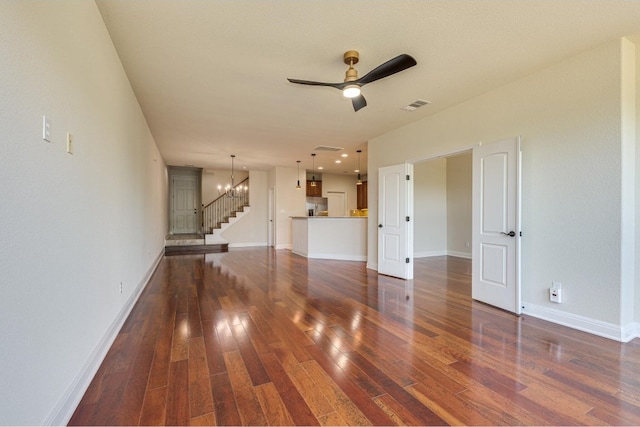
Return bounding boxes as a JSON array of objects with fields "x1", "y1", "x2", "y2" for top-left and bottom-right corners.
[
  {"x1": 378, "y1": 163, "x2": 414, "y2": 279},
  {"x1": 327, "y1": 192, "x2": 346, "y2": 216},
  {"x1": 172, "y1": 175, "x2": 198, "y2": 234},
  {"x1": 472, "y1": 137, "x2": 521, "y2": 314}
]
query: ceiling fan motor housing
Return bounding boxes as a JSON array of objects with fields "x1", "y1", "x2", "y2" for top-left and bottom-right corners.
[{"x1": 344, "y1": 50, "x2": 360, "y2": 82}]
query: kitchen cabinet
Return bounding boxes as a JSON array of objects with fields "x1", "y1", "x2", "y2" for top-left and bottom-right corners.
[
  {"x1": 306, "y1": 180, "x2": 322, "y2": 197},
  {"x1": 356, "y1": 181, "x2": 368, "y2": 209}
]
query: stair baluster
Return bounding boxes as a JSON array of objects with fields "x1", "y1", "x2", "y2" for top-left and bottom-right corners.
[{"x1": 202, "y1": 177, "x2": 249, "y2": 234}]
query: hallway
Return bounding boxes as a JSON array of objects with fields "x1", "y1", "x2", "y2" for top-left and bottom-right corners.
[{"x1": 69, "y1": 249, "x2": 640, "y2": 425}]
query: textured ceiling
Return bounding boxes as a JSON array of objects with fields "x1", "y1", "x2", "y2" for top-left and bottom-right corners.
[{"x1": 96, "y1": 0, "x2": 640, "y2": 175}]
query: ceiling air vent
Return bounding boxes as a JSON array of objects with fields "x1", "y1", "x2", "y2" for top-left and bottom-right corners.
[
  {"x1": 401, "y1": 99, "x2": 431, "y2": 111},
  {"x1": 313, "y1": 145, "x2": 344, "y2": 152}
]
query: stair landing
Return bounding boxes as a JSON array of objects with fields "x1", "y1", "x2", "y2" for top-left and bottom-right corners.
[
  {"x1": 165, "y1": 233, "x2": 205, "y2": 246},
  {"x1": 165, "y1": 233, "x2": 228, "y2": 255}
]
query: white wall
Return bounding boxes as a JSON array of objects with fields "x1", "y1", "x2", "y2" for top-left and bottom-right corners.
[
  {"x1": 635, "y1": 37, "x2": 640, "y2": 329},
  {"x1": 412, "y1": 154, "x2": 472, "y2": 259},
  {"x1": 321, "y1": 173, "x2": 359, "y2": 212},
  {"x1": 0, "y1": 2, "x2": 167, "y2": 424},
  {"x1": 446, "y1": 153, "x2": 472, "y2": 257},
  {"x1": 368, "y1": 39, "x2": 631, "y2": 334},
  {"x1": 202, "y1": 168, "x2": 249, "y2": 204},
  {"x1": 220, "y1": 170, "x2": 269, "y2": 246},
  {"x1": 274, "y1": 166, "x2": 306, "y2": 248},
  {"x1": 413, "y1": 159, "x2": 447, "y2": 256}
]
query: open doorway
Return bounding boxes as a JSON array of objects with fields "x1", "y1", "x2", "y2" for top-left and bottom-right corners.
[{"x1": 413, "y1": 150, "x2": 472, "y2": 292}]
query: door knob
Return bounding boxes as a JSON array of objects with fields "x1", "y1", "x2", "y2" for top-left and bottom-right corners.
[
  {"x1": 501, "y1": 231, "x2": 516, "y2": 237},
  {"x1": 378, "y1": 224, "x2": 383, "y2": 228}
]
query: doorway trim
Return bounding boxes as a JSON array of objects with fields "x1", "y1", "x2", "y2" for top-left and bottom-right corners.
[{"x1": 167, "y1": 166, "x2": 202, "y2": 235}]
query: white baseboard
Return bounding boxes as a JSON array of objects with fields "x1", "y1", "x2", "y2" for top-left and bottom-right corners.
[
  {"x1": 45, "y1": 249, "x2": 164, "y2": 426},
  {"x1": 276, "y1": 243, "x2": 292, "y2": 250},
  {"x1": 413, "y1": 250, "x2": 472, "y2": 259},
  {"x1": 622, "y1": 321, "x2": 640, "y2": 343},
  {"x1": 305, "y1": 253, "x2": 367, "y2": 262},
  {"x1": 414, "y1": 250, "x2": 447, "y2": 258},
  {"x1": 447, "y1": 250, "x2": 472, "y2": 259},
  {"x1": 228, "y1": 242, "x2": 268, "y2": 248},
  {"x1": 522, "y1": 302, "x2": 639, "y2": 343}
]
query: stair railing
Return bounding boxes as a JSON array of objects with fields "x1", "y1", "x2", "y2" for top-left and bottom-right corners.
[{"x1": 202, "y1": 177, "x2": 249, "y2": 234}]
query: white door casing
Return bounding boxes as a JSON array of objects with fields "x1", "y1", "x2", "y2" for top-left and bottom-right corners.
[
  {"x1": 268, "y1": 187, "x2": 275, "y2": 247},
  {"x1": 172, "y1": 175, "x2": 199, "y2": 234},
  {"x1": 472, "y1": 137, "x2": 521, "y2": 314},
  {"x1": 378, "y1": 163, "x2": 414, "y2": 279}
]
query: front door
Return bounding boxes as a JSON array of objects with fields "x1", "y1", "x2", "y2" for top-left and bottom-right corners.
[
  {"x1": 172, "y1": 175, "x2": 199, "y2": 234},
  {"x1": 378, "y1": 163, "x2": 414, "y2": 279},
  {"x1": 472, "y1": 137, "x2": 521, "y2": 313}
]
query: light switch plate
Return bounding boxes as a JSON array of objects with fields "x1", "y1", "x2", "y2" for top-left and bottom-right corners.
[
  {"x1": 66, "y1": 132, "x2": 73, "y2": 154},
  {"x1": 42, "y1": 116, "x2": 51, "y2": 142}
]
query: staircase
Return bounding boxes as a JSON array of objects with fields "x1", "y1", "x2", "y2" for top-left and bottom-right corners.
[
  {"x1": 202, "y1": 177, "x2": 250, "y2": 244},
  {"x1": 164, "y1": 177, "x2": 250, "y2": 255}
]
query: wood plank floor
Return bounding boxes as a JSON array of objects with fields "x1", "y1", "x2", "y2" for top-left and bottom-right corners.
[{"x1": 69, "y1": 248, "x2": 640, "y2": 426}]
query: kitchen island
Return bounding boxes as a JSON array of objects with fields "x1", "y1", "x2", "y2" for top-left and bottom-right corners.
[{"x1": 291, "y1": 216, "x2": 367, "y2": 261}]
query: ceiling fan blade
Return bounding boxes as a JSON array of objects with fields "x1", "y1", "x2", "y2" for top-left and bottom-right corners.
[
  {"x1": 287, "y1": 78, "x2": 343, "y2": 89},
  {"x1": 352, "y1": 94, "x2": 367, "y2": 112},
  {"x1": 357, "y1": 54, "x2": 417, "y2": 86}
]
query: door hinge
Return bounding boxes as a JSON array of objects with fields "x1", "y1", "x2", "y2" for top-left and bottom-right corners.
[
  {"x1": 405, "y1": 258, "x2": 410, "y2": 263},
  {"x1": 406, "y1": 216, "x2": 410, "y2": 222},
  {"x1": 406, "y1": 174, "x2": 410, "y2": 181}
]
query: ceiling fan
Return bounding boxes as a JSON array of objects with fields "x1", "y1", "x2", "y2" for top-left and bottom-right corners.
[{"x1": 287, "y1": 50, "x2": 417, "y2": 112}]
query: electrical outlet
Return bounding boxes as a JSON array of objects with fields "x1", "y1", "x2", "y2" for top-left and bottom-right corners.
[
  {"x1": 119, "y1": 282, "x2": 123, "y2": 294},
  {"x1": 550, "y1": 281, "x2": 562, "y2": 303},
  {"x1": 465, "y1": 241, "x2": 470, "y2": 248}
]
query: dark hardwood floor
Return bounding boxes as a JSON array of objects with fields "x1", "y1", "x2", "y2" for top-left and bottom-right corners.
[{"x1": 69, "y1": 248, "x2": 640, "y2": 426}]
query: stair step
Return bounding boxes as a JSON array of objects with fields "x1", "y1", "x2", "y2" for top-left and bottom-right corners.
[
  {"x1": 165, "y1": 238, "x2": 205, "y2": 246},
  {"x1": 165, "y1": 243, "x2": 228, "y2": 256}
]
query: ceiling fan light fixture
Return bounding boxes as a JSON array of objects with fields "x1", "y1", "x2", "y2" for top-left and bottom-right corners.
[{"x1": 342, "y1": 85, "x2": 361, "y2": 98}]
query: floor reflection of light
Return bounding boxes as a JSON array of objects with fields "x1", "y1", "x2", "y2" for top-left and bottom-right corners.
[
  {"x1": 293, "y1": 311, "x2": 301, "y2": 324},
  {"x1": 351, "y1": 311, "x2": 362, "y2": 330},
  {"x1": 312, "y1": 323, "x2": 324, "y2": 340},
  {"x1": 330, "y1": 344, "x2": 339, "y2": 358},
  {"x1": 353, "y1": 331, "x2": 362, "y2": 347},
  {"x1": 547, "y1": 340, "x2": 563, "y2": 361},
  {"x1": 337, "y1": 354, "x2": 348, "y2": 369},
  {"x1": 179, "y1": 319, "x2": 188, "y2": 337}
]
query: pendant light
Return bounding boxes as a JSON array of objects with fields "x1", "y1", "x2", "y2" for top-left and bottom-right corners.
[
  {"x1": 296, "y1": 160, "x2": 302, "y2": 189},
  {"x1": 310, "y1": 153, "x2": 317, "y2": 187},
  {"x1": 356, "y1": 150, "x2": 363, "y2": 185}
]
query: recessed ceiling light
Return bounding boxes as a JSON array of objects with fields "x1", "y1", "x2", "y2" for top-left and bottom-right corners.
[
  {"x1": 335, "y1": 160, "x2": 341, "y2": 164},
  {"x1": 341, "y1": 153, "x2": 348, "y2": 158},
  {"x1": 318, "y1": 166, "x2": 324, "y2": 170},
  {"x1": 354, "y1": 169, "x2": 360, "y2": 173}
]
